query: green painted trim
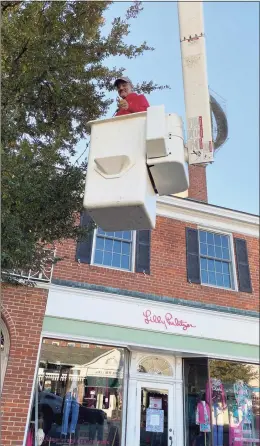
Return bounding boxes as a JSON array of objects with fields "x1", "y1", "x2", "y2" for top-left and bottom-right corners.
[{"x1": 43, "y1": 317, "x2": 259, "y2": 361}]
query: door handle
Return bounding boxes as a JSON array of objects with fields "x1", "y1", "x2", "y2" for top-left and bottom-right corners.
[{"x1": 169, "y1": 435, "x2": 173, "y2": 446}]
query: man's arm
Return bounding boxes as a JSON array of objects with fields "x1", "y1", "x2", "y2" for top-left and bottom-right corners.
[{"x1": 127, "y1": 94, "x2": 150, "y2": 113}]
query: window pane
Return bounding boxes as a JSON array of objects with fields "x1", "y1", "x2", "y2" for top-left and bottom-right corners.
[
  {"x1": 105, "y1": 231, "x2": 115, "y2": 237},
  {"x1": 184, "y1": 358, "x2": 210, "y2": 446},
  {"x1": 103, "y1": 251, "x2": 112, "y2": 266},
  {"x1": 222, "y1": 262, "x2": 230, "y2": 274},
  {"x1": 208, "y1": 271, "x2": 216, "y2": 285},
  {"x1": 215, "y1": 246, "x2": 222, "y2": 259},
  {"x1": 112, "y1": 253, "x2": 121, "y2": 268},
  {"x1": 207, "y1": 232, "x2": 214, "y2": 245},
  {"x1": 104, "y1": 239, "x2": 113, "y2": 252},
  {"x1": 221, "y1": 235, "x2": 229, "y2": 248},
  {"x1": 199, "y1": 230, "x2": 233, "y2": 291},
  {"x1": 207, "y1": 244, "x2": 215, "y2": 257},
  {"x1": 214, "y1": 234, "x2": 222, "y2": 246},
  {"x1": 215, "y1": 260, "x2": 222, "y2": 273},
  {"x1": 201, "y1": 270, "x2": 208, "y2": 284},
  {"x1": 199, "y1": 231, "x2": 207, "y2": 243},
  {"x1": 121, "y1": 255, "x2": 130, "y2": 270},
  {"x1": 222, "y1": 248, "x2": 230, "y2": 260},
  {"x1": 209, "y1": 360, "x2": 260, "y2": 446},
  {"x1": 113, "y1": 240, "x2": 121, "y2": 254},
  {"x1": 200, "y1": 243, "x2": 207, "y2": 255},
  {"x1": 95, "y1": 237, "x2": 105, "y2": 250},
  {"x1": 94, "y1": 249, "x2": 103, "y2": 264},
  {"x1": 27, "y1": 340, "x2": 125, "y2": 446},
  {"x1": 216, "y1": 273, "x2": 224, "y2": 287},
  {"x1": 207, "y1": 259, "x2": 215, "y2": 271},
  {"x1": 200, "y1": 258, "x2": 207, "y2": 271},
  {"x1": 223, "y1": 274, "x2": 231, "y2": 288},
  {"x1": 122, "y1": 241, "x2": 130, "y2": 255},
  {"x1": 122, "y1": 231, "x2": 132, "y2": 241},
  {"x1": 94, "y1": 228, "x2": 132, "y2": 271}
]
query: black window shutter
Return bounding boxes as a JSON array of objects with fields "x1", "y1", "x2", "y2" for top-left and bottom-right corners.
[
  {"x1": 75, "y1": 211, "x2": 94, "y2": 264},
  {"x1": 135, "y1": 230, "x2": 151, "y2": 274},
  {"x1": 186, "y1": 228, "x2": 200, "y2": 284},
  {"x1": 234, "y1": 238, "x2": 252, "y2": 293}
]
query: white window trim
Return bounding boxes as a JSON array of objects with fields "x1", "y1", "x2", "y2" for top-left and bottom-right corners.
[
  {"x1": 91, "y1": 228, "x2": 136, "y2": 273},
  {"x1": 198, "y1": 226, "x2": 239, "y2": 292}
]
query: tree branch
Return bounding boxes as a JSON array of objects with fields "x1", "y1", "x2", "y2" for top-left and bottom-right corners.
[{"x1": 1, "y1": 1, "x2": 22, "y2": 13}]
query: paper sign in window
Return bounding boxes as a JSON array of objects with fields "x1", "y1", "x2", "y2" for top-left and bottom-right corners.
[{"x1": 146, "y1": 409, "x2": 164, "y2": 433}]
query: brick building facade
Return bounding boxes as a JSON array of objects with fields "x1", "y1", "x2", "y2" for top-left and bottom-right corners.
[{"x1": 1, "y1": 168, "x2": 259, "y2": 446}]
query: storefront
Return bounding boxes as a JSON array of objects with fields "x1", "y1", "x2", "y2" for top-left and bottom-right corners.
[{"x1": 25, "y1": 285, "x2": 259, "y2": 446}]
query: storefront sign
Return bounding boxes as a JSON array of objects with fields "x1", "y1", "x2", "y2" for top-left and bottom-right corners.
[
  {"x1": 143, "y1": 309, "x2": 196, "y2": 331},
  {"x1": 46, "y1": 287, "x2": 259, "y2": 346}
]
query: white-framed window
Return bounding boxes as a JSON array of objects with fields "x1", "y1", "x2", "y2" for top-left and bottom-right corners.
[
  {"x1": 91, "y1": 228, "x2": 136, "y2": 272},
  {"x1": 198, "y1": 229, "x2": 235, "y2": 289}
]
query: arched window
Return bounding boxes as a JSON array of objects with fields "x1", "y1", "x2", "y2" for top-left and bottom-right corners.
[
  {"x1": 1, "y1": 320, "x2": 10, "y2": 391},
  {"x1": 137, "y1": 356, "x2": 173, "y2": 376}
]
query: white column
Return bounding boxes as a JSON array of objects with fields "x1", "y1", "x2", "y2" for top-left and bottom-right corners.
[
  {"x1": 125, "y1": 378, "x2": 137, "y2": 446},
  {"x1": 175, "y1": 356, "x2": 184, "y2": 446}
]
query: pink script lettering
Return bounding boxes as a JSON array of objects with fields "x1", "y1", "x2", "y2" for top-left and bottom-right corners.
[{"x1": 143, "y1": 310, "x2": 196, "y2": 331}]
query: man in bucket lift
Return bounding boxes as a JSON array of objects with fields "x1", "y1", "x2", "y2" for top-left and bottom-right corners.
[{"x1": 114, "y1": 76, "x2": 150, "y2": 116}]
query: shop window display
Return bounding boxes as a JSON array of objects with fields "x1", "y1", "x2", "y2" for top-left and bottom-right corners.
[
  {"x1": 27, "y1": 339, "x2": 126, "y2": 446},
  {"x1": 184, "y1": 358, "x2": 260, "y2": 446},
  {"x1": 209, "y1": 360, "x2": 260, "y2": 446}
]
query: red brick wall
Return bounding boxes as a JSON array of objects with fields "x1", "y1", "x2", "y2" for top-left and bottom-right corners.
[
  {"x1": 53, "y1": 216, "x2": 259, "y2": 312},
  {"x1": 1, "y1": 286, "x2": 48, "y2": 446},
  {"x1": 188, "y1": 165, "x2": 208, "y2": 202}
]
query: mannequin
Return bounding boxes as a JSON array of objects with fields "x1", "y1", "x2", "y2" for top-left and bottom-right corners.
[
  {"x1": 196, "y1": 394, "x2": 210, "y2": 446},
  {"x1": 206, "y1": 378, "x2": 227, "y2": 446}
]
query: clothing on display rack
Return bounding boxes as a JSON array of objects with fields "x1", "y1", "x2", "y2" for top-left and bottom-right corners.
[
  {"x1": 36, "y1": 428, "x2": 45, "y2": 446},
  {"x1": 213, "y1": 424, "x2": 223, "y2": 446},
  {"x1": 229, "y1": 404, "x2": 243, "y2": 446},
  {"x1": 26, "y1": 426, "x2": 34, "y2": 446},
  {"x1": 212, "y1": 403, "x2": 225, "y2": 446},
  {"x1": 206, "y1": 379, "x2": 227, "y2": 408},
  {"x1": 89, "y1": 422, "x2": 104, "y2": 442},
  {"x1": 234, "y1": 380, "x2": 254, "y2": 440},
  {"x1": 61, "y1": 391, "x2": 80, "y2": 436},
  {"x1": 196, "y1": 401, "x2": 211, "y2": 432},
  {"x1": 234, "y1": 381, "x2": 250, "y2": 407}
]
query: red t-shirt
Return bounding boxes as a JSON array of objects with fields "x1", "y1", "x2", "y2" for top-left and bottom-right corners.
[{"x1": 115, "y1": 92, "x2": 149, "y2": 116}]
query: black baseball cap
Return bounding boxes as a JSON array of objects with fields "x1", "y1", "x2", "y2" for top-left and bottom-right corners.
[{"x1": 114, "y1": 76, "x2": 133, "y2": 88}]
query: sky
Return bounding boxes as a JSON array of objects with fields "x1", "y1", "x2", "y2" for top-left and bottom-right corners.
[{"x1": 76, "y1": 1, "x2": 259, "y2": 215}]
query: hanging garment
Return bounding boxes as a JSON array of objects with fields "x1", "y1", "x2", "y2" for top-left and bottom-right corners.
[
  {"x1": 212, "y1": 403, "x2": 225, "y2": 427},
  {"x1": 26, "y1": 427, "x2": 33, "y2": 446},
  {"x1": 61, "y1": 392, "x2": 80, "y2": 435},
  {"x1": 89, "y1": 422, "x2": 104, "y2": 442},
  {"x1": 36, "y1": 428, "x2": 45, "y2": 446},
  {"x1": 196, "y1": 401, "x2": 211, "y2": 432},
  {"x1": 213, "y1": 425, "x2": 223, "y2": 446},
  {"x1": 229, "y1": 405, "x2": 243, "y2": 446},
  {"x1": 234, "y1": 381, "x2": 249, "y2": 407},
  {"x1": 206, "y1": 379, "x2": 227, "y2": 408}
]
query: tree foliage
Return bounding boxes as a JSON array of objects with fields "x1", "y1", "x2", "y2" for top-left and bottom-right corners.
[
  {"x1": 1, "y1": 1, "x2": 166, "y2": 284},
  {"x1": 210, "y1": 360, "x2": 259, "y2": 385}
]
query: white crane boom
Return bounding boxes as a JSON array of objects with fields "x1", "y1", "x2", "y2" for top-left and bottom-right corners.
[{"x1": 178, "y1": 1, "x2": 214, "y2": 165}]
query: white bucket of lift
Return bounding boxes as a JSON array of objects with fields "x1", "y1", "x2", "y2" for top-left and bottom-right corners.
[
  {"x1": 83, "y1": 112, "x2": 157, "y2": 231},
  {"x1": 146, "y1": 110, "x2": 189, "y2": 196}
]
